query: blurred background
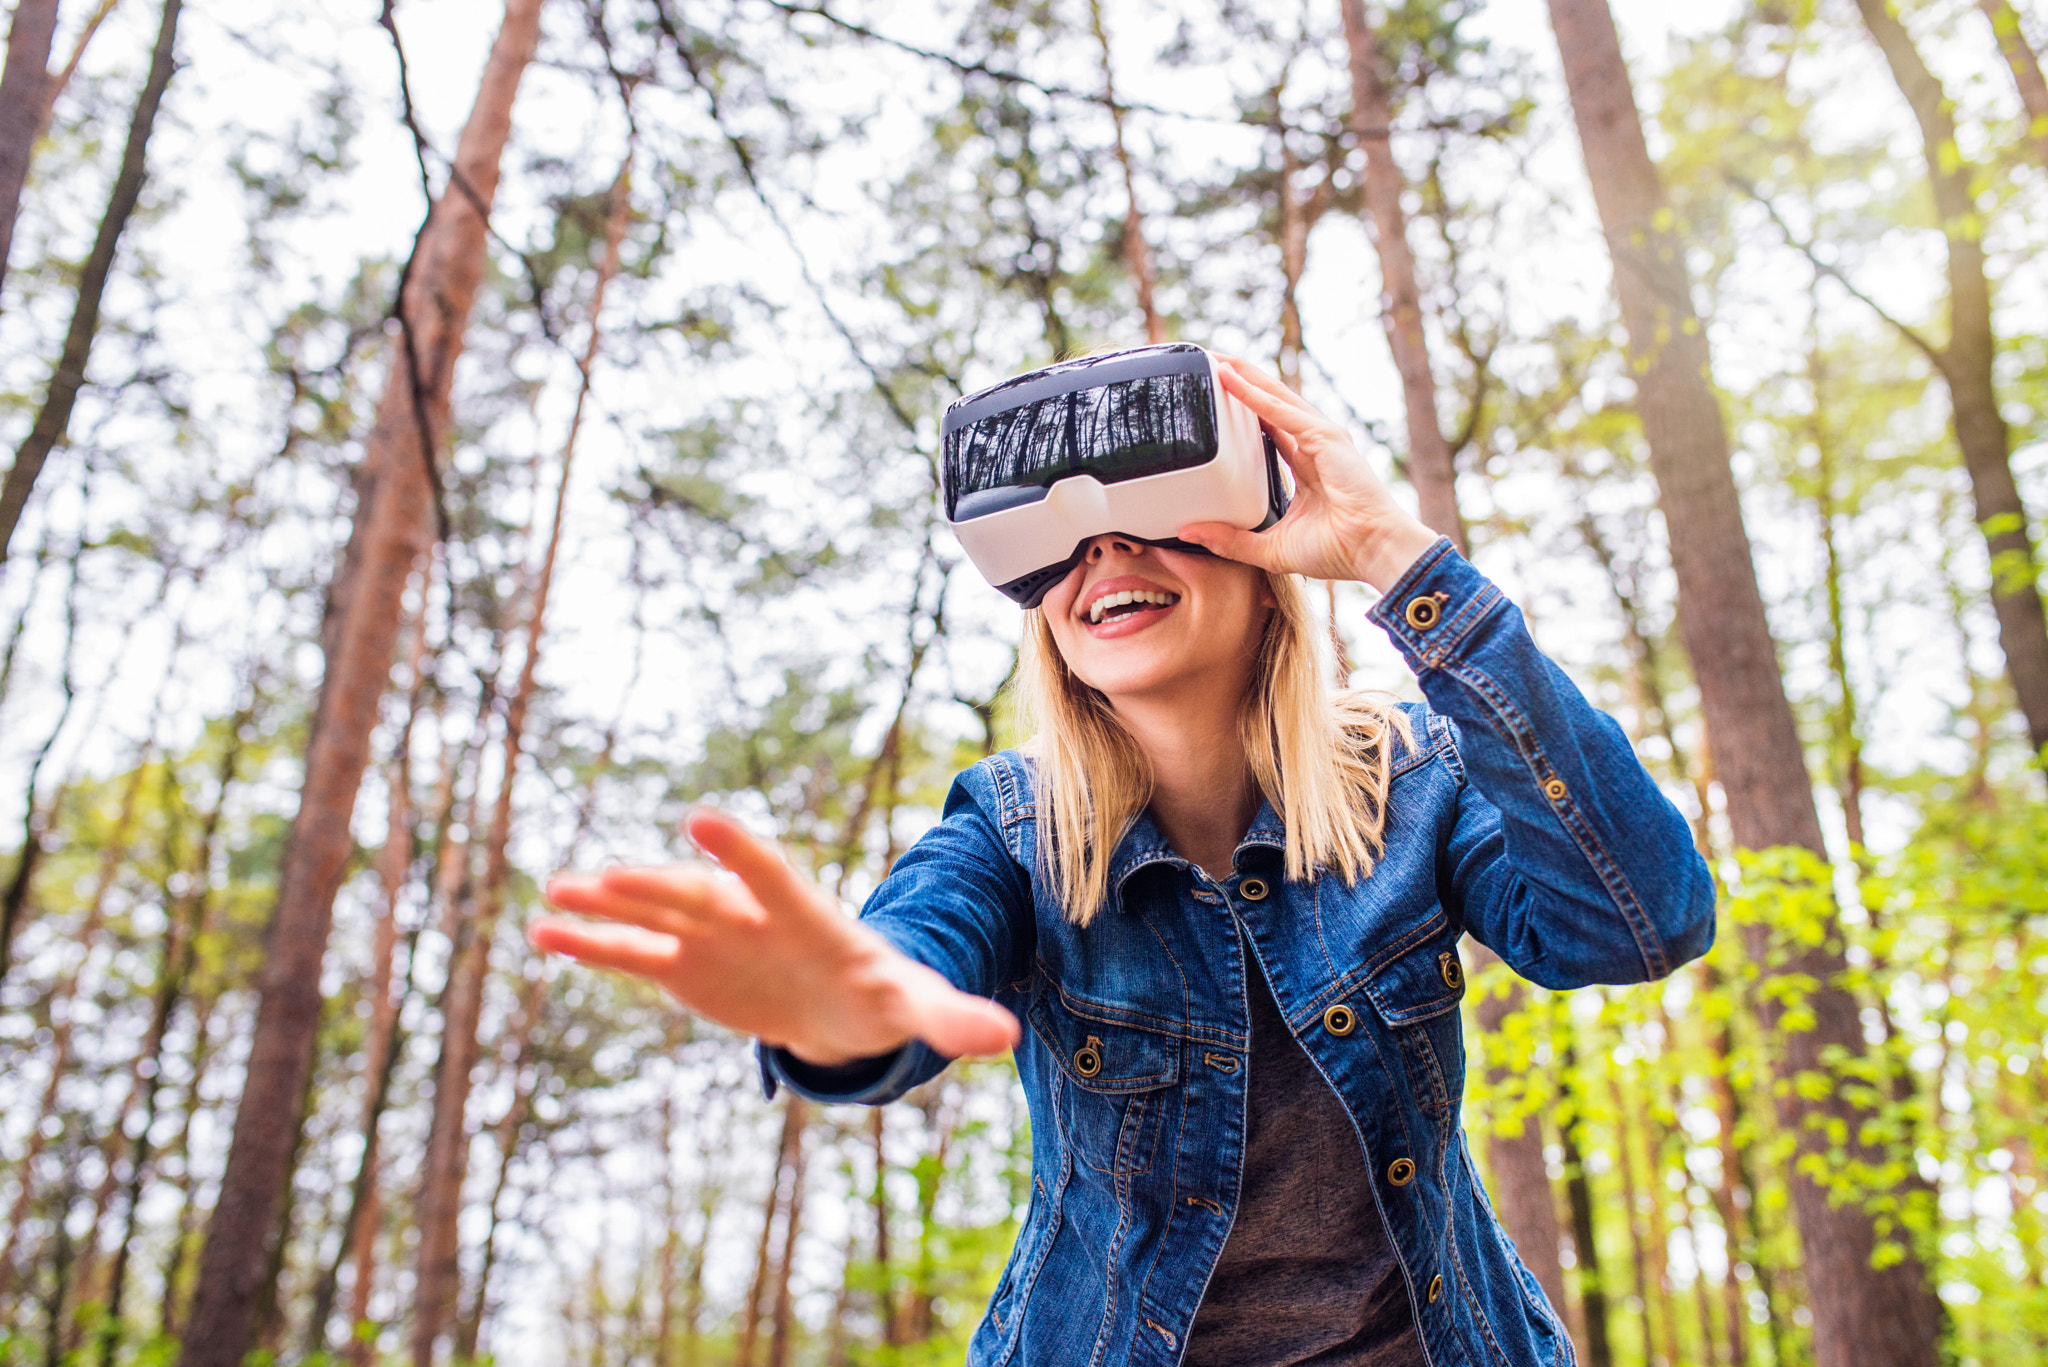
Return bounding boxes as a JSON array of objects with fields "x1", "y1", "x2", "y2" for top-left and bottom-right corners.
[{"x1": 0, "y1": 0, "x2": 2043, "y2": 1362}]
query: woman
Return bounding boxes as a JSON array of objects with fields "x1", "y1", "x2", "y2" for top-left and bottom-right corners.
[{"x1": 532, "y1": 357, "x2": 1715, "y2": 1366}]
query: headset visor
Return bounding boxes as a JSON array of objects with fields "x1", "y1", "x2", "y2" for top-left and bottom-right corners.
[{"x1": 942, "y1": 345, "x2": 1220, "y2": 521}]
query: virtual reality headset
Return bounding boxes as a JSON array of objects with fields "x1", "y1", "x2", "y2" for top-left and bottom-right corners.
[{"x1": 942, "y1": 343, "x2": 1290, "y2": 608}]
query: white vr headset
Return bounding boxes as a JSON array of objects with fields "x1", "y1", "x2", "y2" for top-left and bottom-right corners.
[{"x1": 941, "y1": 343, "x2": 1290, "y2": 607}]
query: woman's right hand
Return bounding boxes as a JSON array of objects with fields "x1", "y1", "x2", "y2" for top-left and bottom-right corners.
[{"x1": 529, "y1": 809, "x2": 1021, "y2": 1066}]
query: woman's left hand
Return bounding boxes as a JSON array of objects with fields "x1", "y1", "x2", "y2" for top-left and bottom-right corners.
[{"x1": 1178, "y1": 356, "x2": 1440, "y2": 592}]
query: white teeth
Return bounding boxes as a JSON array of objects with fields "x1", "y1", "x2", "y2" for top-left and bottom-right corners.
[{"x1": 1087, "y1": 589, "x2": 1180, "y2": 623}]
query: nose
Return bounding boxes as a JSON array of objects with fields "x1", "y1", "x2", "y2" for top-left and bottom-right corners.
[{"x1": 1083, "y1": 533, "x2": 1144, "y2": 563}]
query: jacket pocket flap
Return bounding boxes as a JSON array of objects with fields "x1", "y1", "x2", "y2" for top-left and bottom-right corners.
[
  {"x1": 1029, "y1": 998, "x2": 1181, "y2": 1093},
  {"x1": 1362, "y1": 934, "x2": 1467, "y2": 1026}
]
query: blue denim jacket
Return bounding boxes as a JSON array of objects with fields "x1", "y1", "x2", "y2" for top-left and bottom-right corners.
[{"x1": 763, "y1": 540, "x2": 1716, "y2": 1367}]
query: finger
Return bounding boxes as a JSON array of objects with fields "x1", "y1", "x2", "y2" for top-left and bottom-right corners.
[
  {"x1": 1178, "y1": 520, "x2": 1283, "y2": 571},
  {"x1": 1218, "y1": 356, "x2": 1321, "y2": 416},
  {"x1": 1219, "y1": 362, "x2": 1342, "y2": 446},
  {"x1": 596, "y1": 864, "x2": 762, "y2": 930},
  {"x1": 684, "y1": 808, "x2": 822, "y2": 918},
  {"x1": 544, "y1": 873, "x2": 700, "y2": 935},
  {"x1": 908, "y1": 987, "x2": 1022, "y2": 1059},
  {"x1": 528, "y1": 916, "x2": 681, "y2": 979}
]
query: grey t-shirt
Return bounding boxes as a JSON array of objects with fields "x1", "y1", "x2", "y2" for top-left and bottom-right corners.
[{"x1": 1183, "y1": 952, "x2": 1424, "y2": 1366}]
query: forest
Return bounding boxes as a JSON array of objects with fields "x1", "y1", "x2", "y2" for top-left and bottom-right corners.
[{"x1": 0, "y1": 0, "x2": 2043, "y2": 1362}]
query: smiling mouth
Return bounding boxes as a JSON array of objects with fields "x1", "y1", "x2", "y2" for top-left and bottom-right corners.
[{"x1": 1085, "y1": 589, "x2": 1181, "y2": 625}]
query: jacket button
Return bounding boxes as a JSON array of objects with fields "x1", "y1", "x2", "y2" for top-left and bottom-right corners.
[
  {"x1": 1427, "y1": 1273, "x2": 1443, "y2": 1303},
  {"x1": 1322, "y1": 1004, "x2": 1357, "y2": 1037},
  {"x1": 1403, "y1": 593, "x2": 1446, "y2": 630},
  {"x1": 1074, "y1": 1034, "x2": 1103, "y2": 1078},
  {"x1": 1542, "y1": 776, "x2": 1568, "y2": 801},
  {"x1": 1387, "y1": 1156, "x2": 1416, "y2": 1186},
  {"x1": 1238, "y1": 877, "x2": 1269, "y2": 901},
  {"x1": 1439, "y1": 951, "x2": 1463, "y2": 990}
]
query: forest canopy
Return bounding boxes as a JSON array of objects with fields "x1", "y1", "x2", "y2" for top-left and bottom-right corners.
[{"x1": 0, "y1": 0, "x2": 2043, "y2": 1364}]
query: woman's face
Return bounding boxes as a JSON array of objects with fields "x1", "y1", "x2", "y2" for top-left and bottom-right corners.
[{"x1": 1039, "y1": 534, "x2": 1274, "y2": 709}]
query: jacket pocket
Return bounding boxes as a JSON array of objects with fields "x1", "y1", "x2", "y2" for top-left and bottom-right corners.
[
  {"x1": 1029, "y1": 995, "x2": 1181, "y2": 1177},
  {"x1": 1361, "y1": 926, "x2": 1468, "y2": 1119}
]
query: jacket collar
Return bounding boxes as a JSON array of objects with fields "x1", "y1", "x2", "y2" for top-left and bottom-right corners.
[{"x1": 1106, "y1": 798, "x2": 1287, "y2": 909}]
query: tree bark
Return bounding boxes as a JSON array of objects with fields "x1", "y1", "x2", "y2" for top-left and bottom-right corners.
[
  {"x1": 1854, "y1": 0, "x2": 2048, "y2": 761},
  {"x1": 0, "y1": 0, "x2": 179, "y2": 569},
  {"x1": 0, "y1": 0, "x2": 59, "y2": 303},
  {"x1": 1340, "y1": 0, "x2": 1463, "y2": 546},
  {"x1": 1559, "y1": 1048, "x2": 1614, "y2": 1367},
  {"x1": 1545, "y1": 4, "x2": 1945, "y2": 1364},
  {"x1": 1979, "y1": 0, "x2": 2048, "y2": 171},
  {"x1": 411, "y1": 145, "x2": 620, "y2": 1366},
  {"x1": 170, "y1": 4, "x2": 543, "y2": 1362}
]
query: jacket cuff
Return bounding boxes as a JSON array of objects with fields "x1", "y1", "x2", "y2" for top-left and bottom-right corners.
[
  {"x1": 1365, "y1": 537, "x2": 1506, "y2": 672},
  {"x1": 757, "y1": 1038, "x2": 936, "y2": 1105}
]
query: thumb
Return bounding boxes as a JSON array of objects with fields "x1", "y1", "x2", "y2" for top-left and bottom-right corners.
[
  {"x1": 909, "y1": 986, "x2": 1021, "y2": 1059},
  {"x1": 1179, "y1": 521, "x2": 1279, "y2": 570}
]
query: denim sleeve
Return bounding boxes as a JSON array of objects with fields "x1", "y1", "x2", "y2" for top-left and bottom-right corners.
[
  {"x1": 758, "y1": 760, "x2": 1034, "y2": 1105},
  {"x1": 1367, "y1": 538, "x2": 1716, "y2": 988}
]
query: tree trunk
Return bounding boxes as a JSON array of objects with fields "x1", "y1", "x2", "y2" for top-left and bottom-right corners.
[
  {"x1": 1545, "y1": 5, "x2": 1945, "y2": 1366},
  {"x1": 411, "y1": 144, "x2": 619, "y2": 1366},
  {"x1": 1559, "y1": 1051, "x2": 1614, "y2": 1367},
  {"x1": 302, "y1": 589, "x2": 431, "y2": 1359},
  {"x1": 1340, "y1": 0, "x2": 1568, "y2": 1319},
  {"x1": 171, "y1": 4, "x2": 543, "y2": 1362},
  {"x1": 766, "y1": 1115, "x2": 810, "y2": 1367},
  {"x1": 869, "y1": 1107, "x2": 897, "y2": 1345},
  {"x1": 0, "y1": 0, "x2": 59, "y2": 303},
  {"x1": 452, "y1": 971, "x2": 546, "y2": 1362},
  {"x1": 1087, "y1": 0, "x2": 1161, "y2": 344},
  {"x1": 1979, "y1": 0, "x2": 2048, "y2": 172},
  {"x1": 0, "y1": 0, "x2": 179, "y2": 569},
  {"x1": 95, "y1": 717, "x2": 244, "y2": 1366},
  {"x1": 1340, "y1": 0, "x2": 1463, "y2": 546},
  {"x1": 1854, "y1": 0, "x2": 2048, "y2": 761},
  {"x1": 738, "y1": 1098, "x2": 807, "y2": 1367}
]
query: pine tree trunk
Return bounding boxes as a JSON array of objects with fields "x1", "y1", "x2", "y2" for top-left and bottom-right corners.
[
  {"x1": 1340, "y1": 0, "x2": 1567, "y2": 1319},
  {"x1": 1979, "y1": 0, "x2": 2048, "y2": 172},
  {"x1": 1854, "y1": 0, "x2": 2048, "y2": 760},
  {"x1": 738, "y1": 1098, "x2": 807, "y2": 1367},
  {"x1": 171, "y1": 4, "x2": 543, "y2": 1361},
  {"x1": 1559, "y1": 1058, "x2": 1614, "y2": 1367},
  {"x1": 766, "y1": 1118, "x2": 809, "y2": 1367},
  {"x1": 1340, "y1": 0, "x2": 1463, "y2": 546},
  {"x1": 0, "y1": 0, "x2": 179, "y2": 568},
  {"x1": 411, "y1": 145, "x2": 618, "y2": 1365},
  {"x1": 1088, "y1": 0, "x2": 1161, "y2": 344},
  {"x1": 1545, "y1": 4, "x2": 1945, "y2": 1364},
  {"x1": 0, "y1": 0, "x2": 58, "y2": 303}
]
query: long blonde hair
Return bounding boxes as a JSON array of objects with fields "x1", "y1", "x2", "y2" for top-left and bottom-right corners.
[{"x1": 1015, "y1": 570, "x2": 1409, "y2": 925}]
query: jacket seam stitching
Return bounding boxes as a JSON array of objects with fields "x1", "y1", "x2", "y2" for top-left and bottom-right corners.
[{"x1": 1440, "y1": 659, "x2": 1667, "y2": 979}]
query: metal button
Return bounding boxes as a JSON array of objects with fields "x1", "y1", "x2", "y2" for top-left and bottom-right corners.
[
  {"x1": 1387, "y1": 1156, "x2": 1416, "y2": 1186},
  {"x1": 1322, "y1": 1004, "x2": 1357, "y2": 1037},
  {"x1": 1427, "y1": 1273, "x2": 1443, "y2": 1303},
  {"x1": 1239, "y1": 877, "x2": 1269, "y2": 901},
  {"x1": 1542, "y1": 777, "x2": 1568, "y2": 802},
  {"x1": 1439, "y1": 951, "x2": 1463, "y2": 991},
  {"x1": 1403, "y1": 593, "x2": 1446, "y2": 631},
  {"x1": 1074, "y1": 1034, "x2": 1103, "y2": 1078}
]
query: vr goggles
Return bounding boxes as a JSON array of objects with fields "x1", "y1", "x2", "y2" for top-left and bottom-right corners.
[{"x1": 942, "y1": 343, "x2": 1290, "y2": 608}]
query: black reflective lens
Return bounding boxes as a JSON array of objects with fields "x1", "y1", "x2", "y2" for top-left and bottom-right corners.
[{"x1": 942, "y1": 346, "x2": 1219, "y2": 521}]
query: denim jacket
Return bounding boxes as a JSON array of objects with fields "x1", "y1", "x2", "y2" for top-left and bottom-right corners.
[{"x1": 763, "y1": 540, "x2": 1717, "y2": 1367}]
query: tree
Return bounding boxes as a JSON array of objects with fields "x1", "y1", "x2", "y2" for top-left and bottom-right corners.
[
  {"x1": 0, "y1": 0, "x2": 60, "y2": 301},
  {"x1": 1979, "y1": 0, "x2": 2048, "y2": 173},
  {"x1": 170, "y1": 3, "x2": 546, "y2": 1363},
  {"x1": 0, "y1": 0, "x2": 180, "y2": 569},
  {"x1": 1850, "y1": 0, "x2": 2048, "y2": 762},
  {"x1": 1543, "y1": 2, "x2": 1945, "y2": 1366},
  {"x1": 1338, "y1": 0, "x2": 1568, "y2": 1329}
]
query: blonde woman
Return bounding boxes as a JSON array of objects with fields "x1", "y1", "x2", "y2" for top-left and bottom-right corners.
[{"x1": 533, "y1": 357, "x2": 1714, "y2": 1366}]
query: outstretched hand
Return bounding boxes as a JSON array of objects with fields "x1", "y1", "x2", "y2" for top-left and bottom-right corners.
[
  {"x1": 1178, "y1": 355, "x2": 1439, "y2": 592},
  {"x1": 529, "y1": 809, "x2": 1020, "y2": 1066}
]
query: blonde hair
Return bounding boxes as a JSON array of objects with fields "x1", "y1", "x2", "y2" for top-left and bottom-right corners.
[{"x1": 1015, "y1": 570, "x2": 1409, "y2": 925}]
